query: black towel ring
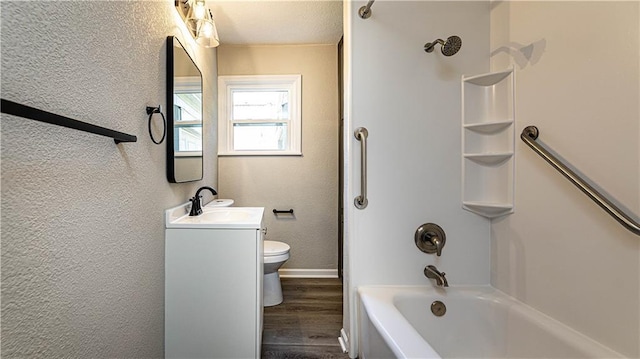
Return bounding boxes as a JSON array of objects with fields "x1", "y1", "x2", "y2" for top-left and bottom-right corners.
[{"x1": 146, "y1": 105, "x2": 166, "y2": 145}]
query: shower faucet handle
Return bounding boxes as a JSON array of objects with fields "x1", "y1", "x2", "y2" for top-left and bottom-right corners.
[
  {"x1": 430, "y1": 235, "x2": 444, "y2": 257},
  {"x1": 415, "y1": 223, "x2": 446, "y2": 257}
]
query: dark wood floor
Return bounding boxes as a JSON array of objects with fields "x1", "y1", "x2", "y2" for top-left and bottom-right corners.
[{"x1": 261, "y1": 277, "x2": 350, "y2": 359}]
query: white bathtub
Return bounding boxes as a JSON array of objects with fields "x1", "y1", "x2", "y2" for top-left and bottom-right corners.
[{"x1": 358, "y1": 286, "x2": 623, "y2": 359}]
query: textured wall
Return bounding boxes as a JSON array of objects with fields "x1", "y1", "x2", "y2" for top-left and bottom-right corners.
[
  {"x1": 1, "y1": 2, "x2": 218, "y2": 357},
  {"x1": 490, "y1": 2, "x2": 640, "y2": 357},
  {"x1": 217, "y1": 45, "x2": 339, "y2": 271}
]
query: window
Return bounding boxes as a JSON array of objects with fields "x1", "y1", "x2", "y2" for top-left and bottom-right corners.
[
  {"x1": 174, "y1": 76, "x2": 203, "y2": 156},
  {"x1": 218, "y1": 75, "x2": 301, "y2": 156}
]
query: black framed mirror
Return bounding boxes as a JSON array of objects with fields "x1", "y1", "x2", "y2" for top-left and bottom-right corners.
[{"x1": 166, "y1": 36, "x2": 203, "y2": 183}]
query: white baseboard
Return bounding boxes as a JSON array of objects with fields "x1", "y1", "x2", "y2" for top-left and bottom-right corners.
[{"x1": 278, "y1": 268, "x2": 338, "y2": 278}]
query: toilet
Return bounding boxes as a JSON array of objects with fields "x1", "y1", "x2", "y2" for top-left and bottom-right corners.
[{"x1": 263, "y1": 240, "x2": 290, "y2": 306}]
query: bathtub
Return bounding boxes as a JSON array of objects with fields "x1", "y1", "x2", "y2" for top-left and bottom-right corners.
[{"x1": 358, "y1": 286, "x2": 623, "y2": 359}]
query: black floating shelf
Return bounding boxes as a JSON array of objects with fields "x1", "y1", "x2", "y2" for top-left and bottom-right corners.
[{"x1": 1, "y1": 98, "x2": 137, "y2": 144}]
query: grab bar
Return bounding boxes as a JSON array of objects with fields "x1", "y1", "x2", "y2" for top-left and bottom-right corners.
[
  {"x1": 354, "y1": 127, "x2": 369, "y2": 209},
  {"x1": 358, "y1": 0, "x2": 375, "y2": 19},
  {"x1": 521, "y1": 126, "x2": 640, "y2": 236}
]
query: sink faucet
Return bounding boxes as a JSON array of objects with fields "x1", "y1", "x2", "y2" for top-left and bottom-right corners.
[
  {"x1": 189, "y1": 186, "x2": 218, "y2": 216},
  {"x1": 424, "y1": 265, "x2": 449, "y2": 287}
]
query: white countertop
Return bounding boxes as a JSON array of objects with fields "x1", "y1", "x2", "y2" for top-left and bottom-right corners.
[{"x1": 165, "y1": 202, "x2": 264, "y2": 229}]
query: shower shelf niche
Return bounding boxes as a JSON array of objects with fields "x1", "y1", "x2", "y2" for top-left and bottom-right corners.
[{"x1": 461, "y1": 68, "x2": 515, "y2": 218}]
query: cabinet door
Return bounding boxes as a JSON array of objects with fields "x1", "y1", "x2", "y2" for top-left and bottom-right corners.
[{"x1": 165, "y1": 228, "x2": 258, "y2": 358}]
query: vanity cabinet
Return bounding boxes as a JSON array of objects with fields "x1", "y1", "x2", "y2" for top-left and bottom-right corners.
[
  {"x1": 165, "y1": 206, "x2": 264, "y2": 358},
  {"x1": 461, "y1": 68, "x2": 515, "y2": 218}
]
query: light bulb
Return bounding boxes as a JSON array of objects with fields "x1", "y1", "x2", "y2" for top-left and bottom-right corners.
[
  {"x1": 200, "y1": 21, "x2": 213, "y2": 38},
  {"x1": 195, "y1": 19, "x2": 220, "y2": 48},
  {"x1": 193, "y1": 0, "x2": 205, "y2": 20}
]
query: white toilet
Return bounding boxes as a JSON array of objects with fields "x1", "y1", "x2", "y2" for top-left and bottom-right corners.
[{"x1": 263, "y1": 240, "x2": 290, "y2": 306}]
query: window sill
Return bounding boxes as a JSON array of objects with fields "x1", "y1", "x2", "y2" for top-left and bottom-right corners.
[{"x1": 218, "y1": 151, "x2": 303, "y2": 157}]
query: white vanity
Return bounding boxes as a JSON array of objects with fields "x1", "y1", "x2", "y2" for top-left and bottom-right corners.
[{"x1": 165, "y1": 204, "x2": 264, "y2": 358}]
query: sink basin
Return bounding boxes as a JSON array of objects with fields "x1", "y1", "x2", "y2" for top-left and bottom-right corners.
[
  {"x1": 183, "y1": 209, "x2": 250, "y2": 223},
  {"x1": 203, "y1": 199, "x2": 234, "y2": 208},
  {"x1": 166, "y1": 204, "x2": 264, "y2": 229}
]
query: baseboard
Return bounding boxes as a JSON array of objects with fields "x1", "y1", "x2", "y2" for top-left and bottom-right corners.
[{"x1": 278, "y1": 268, "x2": 339, "y2": 278}]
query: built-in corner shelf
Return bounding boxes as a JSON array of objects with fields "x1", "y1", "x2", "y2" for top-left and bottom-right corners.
[
  {"x1": 462, "y1": 202, "x2": 514, "y2": 217},
  {"x1": 463, "y1": 120, "x2": 513, "y2": 134},
  {"x1": 461, "y1": 68, "x2": 515, "y2": 218},
  {"x1": 463, "y1": 152, "x2": 513, "y2": 165},
  {"x1": 463, "y1": 69, "x2": 512, "y2": 86}
]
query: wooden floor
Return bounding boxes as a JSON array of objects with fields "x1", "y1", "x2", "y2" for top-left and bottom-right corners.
[{"x1": 261, "y1": 277, "x2": 350, "y2": 359}]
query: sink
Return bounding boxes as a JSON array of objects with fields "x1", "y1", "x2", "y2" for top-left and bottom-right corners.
[
  {"x1": 203, "y1": 199, "x2": 234, "y2": 208},
  {"x1": 180, "y1": 209, "x2": 250, "y2": 223},
  {"x1": 165, "y1": 203, "x2": 264, "y2": 229}
]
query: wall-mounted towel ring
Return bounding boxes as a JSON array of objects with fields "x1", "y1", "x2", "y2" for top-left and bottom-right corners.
[{"x1": 146, "y1": 105, "x2": 166, "y2": 145}]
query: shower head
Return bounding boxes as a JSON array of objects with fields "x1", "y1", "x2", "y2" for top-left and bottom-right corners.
[{"x1": 424, "y1": 36, "x2": 462, "y2": 56}]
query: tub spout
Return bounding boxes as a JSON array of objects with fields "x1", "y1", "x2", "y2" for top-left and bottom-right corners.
[{"x1": 424, "y1": 265, "x2": 449, "y2": 287}]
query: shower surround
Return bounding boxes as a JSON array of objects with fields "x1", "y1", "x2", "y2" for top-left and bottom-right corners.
[{"x1": 343, "y1": 1, "x2": 640, "y2": 357}]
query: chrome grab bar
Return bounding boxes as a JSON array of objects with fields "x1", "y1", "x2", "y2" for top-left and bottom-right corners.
[
  {"x1": 354, "y1": 127, "x2": 369, "y2": 209},
  {"x1": 358, "y1": 0, "x2": 375, "y2": 19},
  {"x1": 521, "y1": 126, "x2": 640, "y2": 236}
]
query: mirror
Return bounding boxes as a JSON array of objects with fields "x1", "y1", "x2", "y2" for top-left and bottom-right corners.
[{"x1": 167, "y1": 36, "x2": 203, "y2": 183}]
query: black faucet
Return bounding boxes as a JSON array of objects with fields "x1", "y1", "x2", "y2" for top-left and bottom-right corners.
[{"x1": 189, "y1": 186, "x2": 218, "y2": 216}]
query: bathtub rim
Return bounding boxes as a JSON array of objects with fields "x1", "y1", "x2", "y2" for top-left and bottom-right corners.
[
  {"x1": 358, "y1": 285, "x2": 445, "y2": 358},
  {"x1": 357, "y1": 285, "x2": 625, "y2": 359}
]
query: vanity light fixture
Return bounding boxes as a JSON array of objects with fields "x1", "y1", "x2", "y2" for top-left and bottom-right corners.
[{"x1": 175, "y1": 0, "x2": 220, "y2": 48}]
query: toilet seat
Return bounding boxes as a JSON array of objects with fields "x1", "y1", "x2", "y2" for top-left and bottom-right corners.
[
  {"x1": 264, "y1": 240, "x2": 290, "y2": 255},
  {"x1": 264, "y1": 240, "x2": 290, "y2": 264}
]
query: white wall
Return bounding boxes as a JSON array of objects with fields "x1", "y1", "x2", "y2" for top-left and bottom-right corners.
[
  {"x1": 344, "y1": 1, "x2": 491, "y2": 355},
  {"x1": 490, "y1": 2, "x2": 640, "y2": 357},
  {"x1": 217, "y1": 45, "x2": 340, "y2": 272},
  {"x1": 1, "y1": 2, "x2": 217, "y2": 356}
]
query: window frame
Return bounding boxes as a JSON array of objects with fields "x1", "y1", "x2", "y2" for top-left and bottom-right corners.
[
  {"x1": 218, "y1": 74, "x2": 302, "y2": 156},
  {"x1": 174, "y1": 76, "x2": 203, "y2": 157}
]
